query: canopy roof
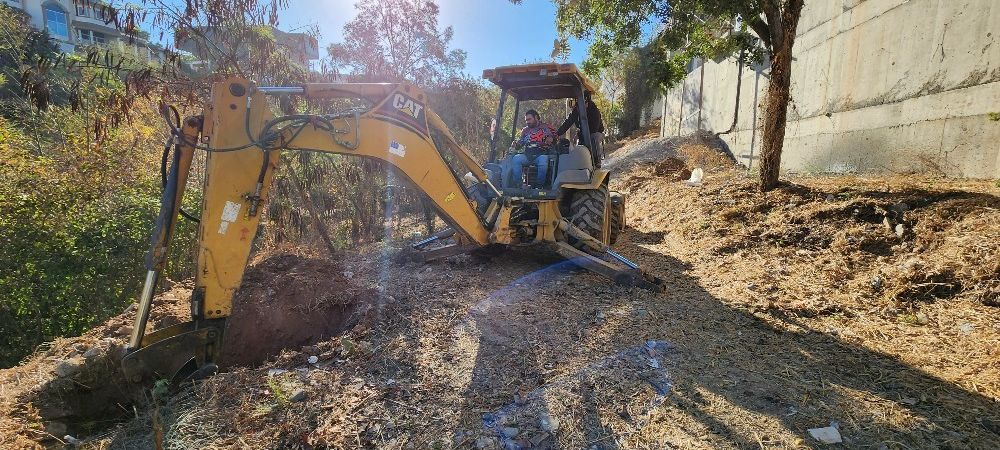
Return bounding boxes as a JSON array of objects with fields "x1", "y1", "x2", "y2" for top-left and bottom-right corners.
[{"x1": 482, "y1": 63, "x2": 599, "y2": 101}]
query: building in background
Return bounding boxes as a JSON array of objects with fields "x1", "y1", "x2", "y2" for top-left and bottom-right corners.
[
  {"x1": 176, "y1": 26, "x2": 320, "y2": 73},
  {"x1": 2, "y1": 0, "x2": 159, "y2": 58}
]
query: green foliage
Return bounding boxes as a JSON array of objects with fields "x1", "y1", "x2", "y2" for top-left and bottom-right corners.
[
  {"x1": 988, "y1": 112, "x2": 1000, "y2": 122},
  {"x1": 553, "y1": 0, "x2": 767, "y2": 90},
  {"x1": 591, "y1": 46, "x2": 659, "y2": 137},
  {"x1": 0, "y1": 6, "x2": 199, "y2": 367},
  {"x1": 0, "y1": 122, "x2": 153, "y2": 366}
]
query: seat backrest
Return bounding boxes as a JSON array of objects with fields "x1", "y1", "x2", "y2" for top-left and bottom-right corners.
[{"x1": 557, "y1": 145, "x2": 594, "y2": 173}]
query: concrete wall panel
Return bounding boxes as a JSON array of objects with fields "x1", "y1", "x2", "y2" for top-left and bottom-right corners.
[{"x1": 657, "y1": 0, "x2": 1000, "y2": 178}]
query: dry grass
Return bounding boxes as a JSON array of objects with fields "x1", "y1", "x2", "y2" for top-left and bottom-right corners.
[{"x1": 3, "y1": 141, "x2": 998, "y2": 449}]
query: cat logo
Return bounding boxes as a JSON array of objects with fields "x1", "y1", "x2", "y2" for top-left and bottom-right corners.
[
  {"x1": 392, "y1": 94, "x2": 424, "y2": 120},
  {"x1": 376, "y1": 91, "x2": 429, "y2": 136}
]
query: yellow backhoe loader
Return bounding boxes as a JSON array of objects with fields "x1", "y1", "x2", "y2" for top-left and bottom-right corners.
[{"x1": 123, "y1": 63, "x2": 664, "y2": 383}]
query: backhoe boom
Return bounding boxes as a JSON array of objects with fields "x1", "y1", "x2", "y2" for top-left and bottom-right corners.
[{"x1": 122, "y1": 74, "x2": 663, "y2": 384}]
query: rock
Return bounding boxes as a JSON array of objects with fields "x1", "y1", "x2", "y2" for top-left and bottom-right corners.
[
  {"x1": 116, "y1": 325, "x2": 133, "y2": 336},
  {"x1": 808, "y1": 425, "x2": 843, "y2": 444},
  {"x1": 288, "y1": 388, "x2": 307, "y2": 402},
  {"x1": 267, "y1": 368, "x2": 288, "y2": 377},
  {"x1": 54, "y1": 359, "x2": 83, "y2": 378},
  {"x1": 83, "y1": 346, "x2": 103, "y2": 359},
  {"x1": 894, "y1": 224, "x2": 906, "y2": 238},
  {"x1": 343, "y1": 270, "x2": 355, "y2": 279},
  {"x1": 475, "y1": 436, "x2": 494, "y2": 449},
  {"x1": 539, "y1": 414, "x2": 560, "y2": 432},
  {"x1": 959, "y1": 323, "x2": 974, "y2": 335},
  {"x1": 301, "y1": 345, "x2": 319, "y2": 354},
  {"x1": 883, "y1": 216, "x2": 894, "y2": 232},
  {"x1": 825, "y1": 194, "x2": 836, "y2": 202},
  {"x1": 307, "y1": 355, "x2": 319, "y2": 364},
  {"x1": 529, "y1": 431, "x2": 552, "y2": 446},
  {"x1": 44, "y1": 421, "x2": 68, "y2": 437},
  {"x1": 870, "y1": 276, "x2": 883, "y2": 290}
]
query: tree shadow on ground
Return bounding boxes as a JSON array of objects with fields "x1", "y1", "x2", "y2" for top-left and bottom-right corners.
[{"x1": 449, "y1": 228, "x2": 999, "y2": 448}]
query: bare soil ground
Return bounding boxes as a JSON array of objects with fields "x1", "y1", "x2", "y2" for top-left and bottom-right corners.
[{"x1": 1, "y1": 134, "x2": 997, "y2": 449}]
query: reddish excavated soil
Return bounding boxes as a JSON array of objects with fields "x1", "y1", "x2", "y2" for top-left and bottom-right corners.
[
  {"x1": 0, "y1": 252, "x2": 372, "y2": 448},
  {"x1": 220, "y1": 253, "x2": 373, "y2": 368}
]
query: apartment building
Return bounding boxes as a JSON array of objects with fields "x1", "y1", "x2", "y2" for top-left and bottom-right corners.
[{"x1": 2, "y1": 0, "x2": 152, "y2": 56}]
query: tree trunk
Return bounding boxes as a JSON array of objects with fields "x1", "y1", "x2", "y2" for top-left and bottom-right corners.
[
  {"x1": 287, "y1": 167, "x2": 338, "y2": 257},
  {"x1": 758, "y1": 0, "x2": 804, "y2": 192}
]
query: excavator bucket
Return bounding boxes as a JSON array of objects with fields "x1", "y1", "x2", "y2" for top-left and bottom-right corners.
[{"x1": 122, "y1": 319, "x2": 226, "y2": 384}]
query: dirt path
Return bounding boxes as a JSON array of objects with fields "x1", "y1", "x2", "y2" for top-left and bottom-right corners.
[{"x1": 2, "y1": 138, "x2": 997, "y2": 449}]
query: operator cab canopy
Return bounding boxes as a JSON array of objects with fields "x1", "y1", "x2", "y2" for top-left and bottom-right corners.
[
  {"x1": 482, "y1": 62, "x2": 599, "y2": 101},
  {"x1": 482, "y1": 63, "x2": 602, "y2": 193}
]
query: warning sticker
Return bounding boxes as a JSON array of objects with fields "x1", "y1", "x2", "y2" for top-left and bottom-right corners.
[
  {"x1": 389, "y1": 140, "x2": 406, "y2": 157},
  {"x1": 221, "y1": 201, "x2": 242, "y2": 222}
]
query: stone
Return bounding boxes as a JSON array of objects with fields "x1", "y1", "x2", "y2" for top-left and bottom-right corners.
[
  {"x1": 894, "y1": 224, "x2": 906, "y2": 238},
  {"x1": 501, "y1": 427, "x2": 519, "y2": 438},
  {"x1": 288, "y1": 389, "x2": 307, "y2": 403},
  {"x1": 539, "y1": 414, "x2": 560, "y2": 432},
  {"x1": 530, "y1": 431, "x2": 552, "y2": 446},
  {"x1": 301, "y1": 345, "x2": 319, "y2": 354},
  {"x1": 808, "y1": 426, "x2": 842, "y2": 444},
  {"x1": 54, "y1": 359, "x2": 83, "y2": 378},
  {"x1": 116, "y1": 325, "x2": 133, "y2": 336},
  {"x1": 475, "y1": 436, "x2": 494, "y2": 449},
  {"x1": 44, "y1": 421, "x2": 68, "y2": 437},
  {"x1": 83, "y1": 346, "x2": 103, "y2": 359}
]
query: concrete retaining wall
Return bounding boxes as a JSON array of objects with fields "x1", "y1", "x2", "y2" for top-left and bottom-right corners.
[{"x1": 657, "y1": 0, "x2": 1000, "y2": 178}]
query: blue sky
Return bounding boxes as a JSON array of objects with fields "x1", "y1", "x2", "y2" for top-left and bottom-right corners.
[{"x1": 278, "y1": 0, "x2": 592, "y2": 77}]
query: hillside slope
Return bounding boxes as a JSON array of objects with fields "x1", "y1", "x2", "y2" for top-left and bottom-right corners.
[{"x1": 2, "y1": 136, "x2": 998, "y2": 449}]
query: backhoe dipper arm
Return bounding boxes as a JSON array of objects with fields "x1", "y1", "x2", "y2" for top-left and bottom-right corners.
[
  {"x1": 123, "y1": 78, "x2": 497, "y2": 383},
  {"x1": 200, "y1": 77, "x2": 495, "y2": 320}
]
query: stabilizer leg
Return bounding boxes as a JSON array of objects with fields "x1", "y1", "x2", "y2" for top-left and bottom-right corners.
[{"x1": 555, "y1": 219, "x2": 666, "y2": 292}]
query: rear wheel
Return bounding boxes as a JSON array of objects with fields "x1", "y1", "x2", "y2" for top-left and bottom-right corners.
[
  {"x1": 609, "y1": 192, "x2": 625, "y2": 245},
  {"x1": 568, "y1": 185, "x2": 610, "y2": 251}
]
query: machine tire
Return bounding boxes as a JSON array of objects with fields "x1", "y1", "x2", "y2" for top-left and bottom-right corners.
[
  {"x1": 568, "y1": 185, "x2": 610, "y2": 251},
  {"x1": 609, "y1": 192, "x2": 625, "y2": 245}
]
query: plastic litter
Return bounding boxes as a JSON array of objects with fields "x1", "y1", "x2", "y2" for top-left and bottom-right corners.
[
  {"x1": 808, "y1": 423, "x2": 843, "y2": 444},
  {"x1": 684, "y1": 167, "x2": 704, "y2": 186}
]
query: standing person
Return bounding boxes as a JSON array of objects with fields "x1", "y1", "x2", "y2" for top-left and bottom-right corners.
[
  {"x1": 509, "y1": 109, "x2": 556, "y2": 187},
  {"x1": 557, "y1": 91, "x2": 605, "y2": 164}
]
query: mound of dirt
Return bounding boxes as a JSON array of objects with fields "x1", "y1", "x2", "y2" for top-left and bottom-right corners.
[
  {"x1": 0, "y1": 284, "x2": 190, "y2": 448},
  {"x1": 605, "y1": 130, "x2": 737, "y2": 174},
  {"x1": 0, "y1": 252, "x2": 373, "y2": 448},
  {"x1": 220, "y1": 253, "x2": 373, "y2": 368}
]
